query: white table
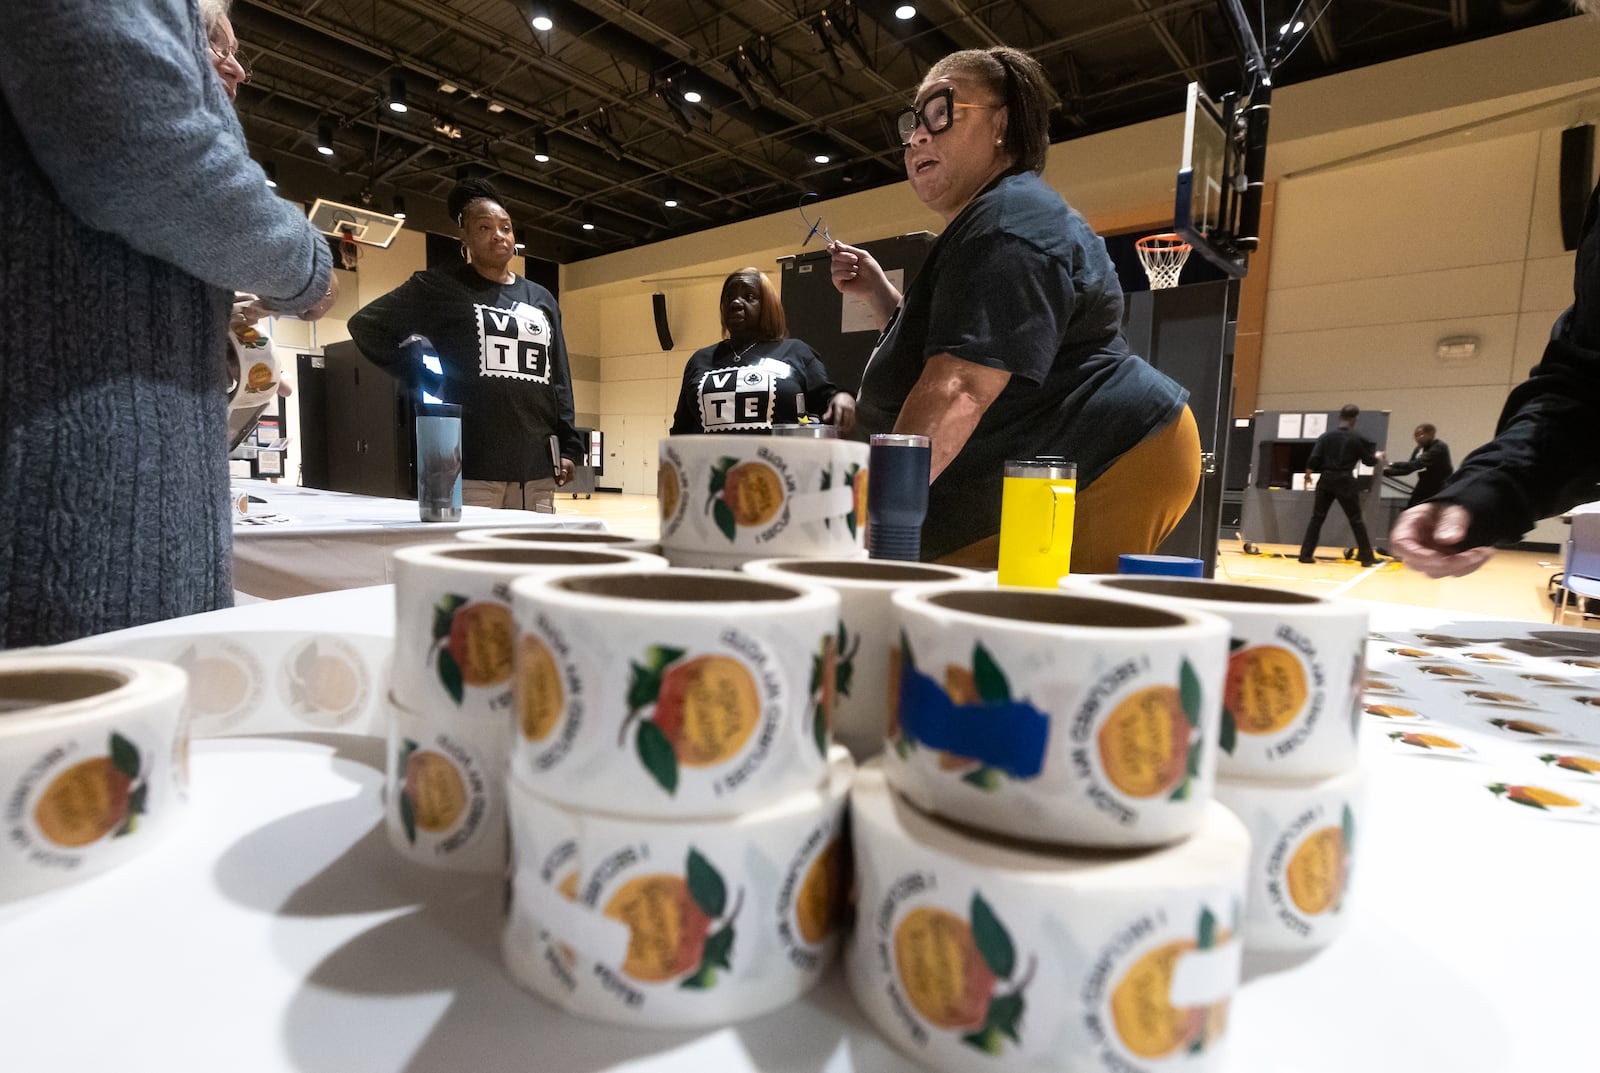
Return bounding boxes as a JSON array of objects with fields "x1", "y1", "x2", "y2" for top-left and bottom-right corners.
[
  {"x1": 231, "y1": 481, "x2": 605, "y2": 598},
  {"x1": 3, "y1": 595, "x2": 1595, "y2": 1071}
]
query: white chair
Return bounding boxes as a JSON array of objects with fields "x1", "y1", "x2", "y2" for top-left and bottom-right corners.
[{"x1": 1554, "y1": 511, "x2": 1600, "y2": 624}]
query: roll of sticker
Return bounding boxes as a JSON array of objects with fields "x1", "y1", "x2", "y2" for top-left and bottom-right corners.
[
  {"x1": 1068, "y1": 577, "x2": 1369, "y2": 780},
  {"x1": 383, "y1": 695, "x2": 509, "y2": 874},
  {"x1": 1213, "y1": 769, "x2": 1365, "y2": 952},
  {"x1": 885, "y1": 584, "x2": 1230, "y2": 849},
  {"x1": 0, "y1": 656, "x2": 189, "y2": 903},
  {"x1": 456, "y1": 528, "x2": 661, "y2": 557},
  {"x1": 508, "y1": 569, "x2": 839, "y2": 817},
  {"x1": 741, "y1": 557, "x2": 981, "y2": 761},
  {"x1": 848, "y1": 761, "x2": 1250, "y2": 1073},
  {"x1": 74, "y1": 630, "x2": 390, "y2": 739},
  {"x1": 391, "y1": 544, "x2": 669, "y2": 721},
  {"x1": 658, "y1": 434, "x2": 869, "y2": 569},
  {"x1": 226, "y1": 323, "x2": 280, "y2": 410},
  {"x1": 501, "y1": 748, "x2": 852, "y2": 1027}
]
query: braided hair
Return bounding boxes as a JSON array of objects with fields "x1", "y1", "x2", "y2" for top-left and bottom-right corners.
[{"x1": 447, "y1": 177, "x2": 504, "y2": 226}]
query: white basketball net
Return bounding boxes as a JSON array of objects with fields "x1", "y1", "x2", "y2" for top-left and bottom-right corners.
[{"x1": 1136, "y1": 234, "x2": 1192, "y2": 289}]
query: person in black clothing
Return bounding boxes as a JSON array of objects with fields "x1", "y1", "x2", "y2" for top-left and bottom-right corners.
[
  {"x1": 670, "y1": 267, "x2": 854, "y2": 435},
  {"x1": 1384, "y1": 423, "x2": 1453, "y2": 508},
  {"x1": 349, "y1": 178, "x2": 581, "y2": 512},
  {"x1": 1299, "y1": 404, "x2": 1386, "y2": 566}
]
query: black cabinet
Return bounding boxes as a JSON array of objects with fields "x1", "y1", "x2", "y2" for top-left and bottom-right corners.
[{"x1": 298, "y1": 340, "x2": 414, "y2": 499}]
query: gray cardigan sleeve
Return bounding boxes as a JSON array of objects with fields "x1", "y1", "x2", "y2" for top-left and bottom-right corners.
[{"x1": 0, "y1": 0, "x2": 331, "y2": 312}]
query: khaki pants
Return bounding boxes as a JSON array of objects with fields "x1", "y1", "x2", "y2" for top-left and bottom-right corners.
[
  {"x1": 938, "y1": 406, "x2": 1202, "y2": 575},
  {"x1": 462, "y1": 477, "x2": 558, "y2": 513}
]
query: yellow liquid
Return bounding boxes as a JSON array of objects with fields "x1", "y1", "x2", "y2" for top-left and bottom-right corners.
[{"x1": 997, "y1": 476, "x2": 1076, "y2": 588}]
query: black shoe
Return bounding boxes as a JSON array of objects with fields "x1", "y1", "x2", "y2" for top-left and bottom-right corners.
[
  {"x1": 1360, "y1": 557, "x2": 1386, "y2": 568},
  {"x1": 1297, "y1": 556, "x2": 1316, "y2": 563}
]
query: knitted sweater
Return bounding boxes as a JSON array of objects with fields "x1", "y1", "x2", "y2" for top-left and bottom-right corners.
[{"x1": 0, "y1": 0, "x2": 333, "y2": 647}]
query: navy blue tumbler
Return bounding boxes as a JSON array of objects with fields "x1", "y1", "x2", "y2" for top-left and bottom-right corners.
[{"x1": 867, "y1": 433, "x2": 931, "y2": 561}]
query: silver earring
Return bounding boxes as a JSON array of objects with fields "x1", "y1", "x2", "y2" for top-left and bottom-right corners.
[{"x1": 461, "y1": 243, "x2": 471, "y2": 263}]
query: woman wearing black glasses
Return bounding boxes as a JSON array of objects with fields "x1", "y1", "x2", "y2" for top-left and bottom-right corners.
[{"x1": 828, "y1": 47, "x2": 1199, "y2": 573}]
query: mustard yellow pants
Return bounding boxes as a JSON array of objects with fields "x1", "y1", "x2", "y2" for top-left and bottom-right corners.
[{"x1": 938, "y1": 406, "x2": 1202, "y2": 575}]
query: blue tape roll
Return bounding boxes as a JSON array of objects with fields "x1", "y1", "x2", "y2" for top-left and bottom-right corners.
[{"x1": 1118, "y1": 553, "x2": 1205, "y2": 577}]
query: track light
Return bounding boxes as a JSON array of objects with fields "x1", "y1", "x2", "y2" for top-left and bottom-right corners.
[
  {"x1": 831, "y1": 5, "x2": 873, "y2": 70},
  {"x1": 810, "y1": 18, "x2": 844, "y2": 79},
  {"x1": 533, "y1": 131, "x2": 550, "y2": 163},
  {"x1": 316, "y1": 119, "x2": 334, "y2": 156},
  {"x1": 262, "y1": 160, "x2": 277, "y2": 188},
  {"x1": 387, "y1": 74, "x2": 407, "y2": 113},
  {"x1": 392, "y1": 195, "x2": 406, "y2": 220},
  {"x1": 581, "y1": 205, "x2": 595, "y2": 231},
  {"x1": 743, "y1": 38, "x2": 784, "y2": 100},
  {"x1": 730, "y1": 57, "x2": 762, "y2": 109},
  {"x1": 583, "y1": 110, "x2": 627, "y2": 163},
  {"x1": 663, "y1": 180, "x2": 679, "y2": 209}
]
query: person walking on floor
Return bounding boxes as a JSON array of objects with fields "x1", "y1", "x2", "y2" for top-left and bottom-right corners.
[
  {"x1": 1384, "y1": 423, "x2": 1453, "y2": 508},
  {"x1": 1299, "y1": 404, "x2": 1385, "y2": 566}
]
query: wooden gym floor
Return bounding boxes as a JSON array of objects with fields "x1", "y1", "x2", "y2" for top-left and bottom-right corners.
[{"x1": 554, "y1": 493, "x2": 1571, "y2": 626}]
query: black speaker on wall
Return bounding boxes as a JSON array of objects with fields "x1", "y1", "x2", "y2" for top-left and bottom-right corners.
[
  {"x1": 651, "y1": 292, "x2": 673, "y2": 351},
  {"x1": 1559, "y1": 124, "x2": 1594, "y2": 252}
]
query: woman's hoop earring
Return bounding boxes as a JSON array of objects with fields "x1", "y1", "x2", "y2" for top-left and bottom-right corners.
[{"x1": 461, "y1": 242, "x2": 471, "y2": 263}]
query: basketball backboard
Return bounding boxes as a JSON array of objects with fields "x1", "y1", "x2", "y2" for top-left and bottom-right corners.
[{"x1": 1175, "y1": 82, "x2": 1249, "y2": 278}]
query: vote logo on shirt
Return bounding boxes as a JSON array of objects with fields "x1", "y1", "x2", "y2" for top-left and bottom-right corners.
[
  {"x1": 698, "y1": 365, "x2": 778, "y2": 431},
  {"x1": 475, "y1": 301, "x2": 551, "y2": 383}
]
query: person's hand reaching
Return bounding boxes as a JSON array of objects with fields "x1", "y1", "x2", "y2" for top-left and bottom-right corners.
[{"x1": 1389, "y1": 502, "x2": 1496, "y2": 578}]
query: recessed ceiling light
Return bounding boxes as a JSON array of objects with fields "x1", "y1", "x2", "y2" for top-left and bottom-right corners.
[
  {"x1": 813, "y1": 153, "x2": 831, "y2": 164},
  {"x1": 683, "y1": 89, "x2": 702, "y2": 104},
  {"x1": 438, "y1": 82, "x2": 458, "y2": 94},
  {"x1": 531, "y1": 14, "x2": 553, "y2": 32},
  {"x1": 487, "y1": 101, "x2": 506, "y2": 113},
  {"x1": 894, "y1": 4, "x2": 916, "y2": 19}
]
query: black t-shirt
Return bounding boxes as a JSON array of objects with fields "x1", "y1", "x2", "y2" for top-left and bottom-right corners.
[
  {"x1": 669, "y1": 336, "x2": 840, "y2": 434},
  {"x1": 347, "y1": 262, "x2": 582, "y2": 482},
  {"x1": 856, "y1": 171, "x2": 1187, "y2": 559},
  {"x1": 1307, "y1": 427, "x2": 1379, "y2": 479}
]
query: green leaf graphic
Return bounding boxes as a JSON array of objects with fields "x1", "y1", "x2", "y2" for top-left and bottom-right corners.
[
  {"x1": 708, "y1": 457, "x2": 738, "y2": 497},
  {"x1": 115, "y1": 814, "x2": 139, "y2": 838},
  {"x1": 814, "y1": 703, "x2": 827, "y2": 757},
  {"x1": 1189, "y1": 1037, "x2": 1206, "y2": 1056},
  {"x1": 1341, "y1": 803, "x2": 1356, "y2": 850},
  {"x1": 627, "y1": 661, "x2": 661, "y2": 713},
  {"x1": 713, "y1": 498, "x2": 737, "y2": 541},
  {"x1": 647, "y1": 646, "x2": 686, "y2": 673},
  {"x1": 969, "y1": 891, "x2": 1016, "y2": 979},
  {"x1": 109, "y1": 732, "x2": 141, "y2": 779},
  {"x1": 686, "y1": 847, "x2": 728, "y2": 918},
  {"x1": 127, "y1": 783, "x2": 148, "y2": 818},
  {"x1": 987, "y1": 991, "x2": 1026, "y2": 1043},
  {"x1": 962, "y1": 1027, "x2": 1004, "y2": 1055},
  {"x1": 1220, "y1": 709, "x2": 1238, "y2": 755},
  {"x1": 1230, "y1": 638, "x2": 1248, "y2": 652},
  {"x1": 432, "y1": 594, "x2": 467, "y2": 642},
  {"x1": 1180, "y1": 658, "x2": 1202, "y2": 727},
  {"x1": 399, "y1": 791, "x2": 418, "y2": 844},
  {"x1": 1170, "y1": 777, "x2": 1192, "y2": 802},
  {"x1": 900, "y1": 629, "x2": 915, "y2": 671},
  {"x1": 637, "y1": 720, "x2": 679, "y2": 795},
  {"x1": 680, "y1": 965, "x2": 718, "y2": 990},
  {"x1": 972, "y1": 643, "x2": 1011, "y2": 704},
  {"x1": 437, "y1": 648, "x2": 464, "y2": 705},
  {"x1": 837, "y1": 660, "x2": 854, "y2": 699},
  {"x1": 1186, "y1": 738, "x2": 1201, "y2": 777},
  {"x1": 701, "y1": 922, "x2": 735, "y2": 970},
  {"x1": 1197, "y1": 907, "x2": 1217, "y2": 950},
  {"x1": 962, "y1": 766, "x2": 1001, "y2": 791}
]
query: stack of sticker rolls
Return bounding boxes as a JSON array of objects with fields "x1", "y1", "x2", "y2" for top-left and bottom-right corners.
[
  {"x1": 849, "y1": 582, "x2": 1254, "y2": 1073},
  {"x1": 499, "y1": 566, "x2": 856, "y2": 1027},
  {"x1": 1072, "y1": 576, "x2": 1370, "y2": 958},
  {"x1": 383, "y1": 543, "x2": 669, "y2": 874}
]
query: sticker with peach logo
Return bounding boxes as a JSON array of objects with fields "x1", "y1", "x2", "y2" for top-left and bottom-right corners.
[
  {"x1": 1278, "y1": 805, "x2": 1356, "y2": 919},
  {"x1": 1486, "y1": 782, "x2": 1600, "y2": 821},
  {"x1": 33, "y1": 732, "x2": 150, "y2": 849},
  {"x1": 893, "y1": 893, "x2": 1035, "y2": 1056},
  {"x1": 394, "y1": 734, "x2": 487, "y2": 853},
  {"x1": 1075, "y1": 658, "x2": 1204, "y2": 805},
  {"x1": 1083, "y1": 905, "x2": 1237, "y2": 1064},
  {"x1": 1388, "y1": 730, "x2": 1473, "y2": 755},
  {"x1": 1540, "y1": 753, "x2": 1600, "y2": 776},
  {"x1": 1220, "y1": 627, "x2": 1323, "y2": 755},
  {"x1": 430, "y1": 595, "x2": 514, "y2": 705},
  {"x1": 280, "y1": 636, "x2": 369, "y2": 727},
  {"x1": 516, "y1": 610, "x2": 583, "y2": 773},
  {"x1": 658, "y1": 457, "x2": 682, "y2": 531},
  {"x1": 819, "y1": 462, "x2": 867, "y2": 538},
  {"x1": 1462, "y1": 690, "x2": 1537, "y2": 709},
  {"x1": 809, "y1": 630, "x2": 840, "y2": 756},
  {"x1": 776, "y1": 820, "x2": 848, "y2": 972},
  {"x1": 619, "y1": 633, "x2": 780, "y2": 797},
  {"x1": 174, "y1": 639, "x2": 263, "y2": 734},
  {"x1": 894, "y1": 635, "x2": 1051, "y2": 790},
  {"x1": 603, "y1": 847, "x2": 741, "y2": 990},
  {"x1": 1365, "y1": 703, "x2": 1424, "y2": 720},
  {"x1": 1487, "y1": 717, "x2": 1560, "y2": 737},
  {"x1": 707, "y1": 456, "x2": 785, "y2": 541}
]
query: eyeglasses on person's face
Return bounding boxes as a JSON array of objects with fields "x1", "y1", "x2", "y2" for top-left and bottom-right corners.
[
  {"x1": 210, "y1": 44, "x2": 252, "y2": 83},
  {"x1": 895, "y1": 86, "x2": 1000, "y2": 146}
]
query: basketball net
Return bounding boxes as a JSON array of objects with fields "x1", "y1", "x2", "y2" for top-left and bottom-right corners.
[{"x1": 1136, "y1": 233, "x2": 1191, "y2": 289}]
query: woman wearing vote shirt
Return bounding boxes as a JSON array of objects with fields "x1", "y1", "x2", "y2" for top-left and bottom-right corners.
[
  {"x1": 670, "y1": 267, "x2": 855, "y2": 435},
  {"x1": 349, "y1": 178, "x2": 581, "y2": 513},
  {"x1": 828, "y1": 47, "x2": 1198, "y2": 572}
]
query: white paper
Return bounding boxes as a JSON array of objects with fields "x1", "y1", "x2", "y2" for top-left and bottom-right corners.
[
  {"x1": 1168, "y1": 942, "x2": 1243, "y2": 1006},
  {"x1": 1277, "y1": 413, "x2": 1304, "y2": 439},
  {"x1": 1302, "y1": 413, "x2": 1328, "y2": 438},
  {"x1": 841, "y1": 268, "x2": 903, "y2": 333}
]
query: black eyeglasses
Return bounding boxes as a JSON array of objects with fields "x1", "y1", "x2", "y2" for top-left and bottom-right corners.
[
  {"x1": 210, "y1": 44, "x2": 252, "y2": 83},
  {"x1": 895, "y1": 86, "x2": 1001, "y2": 146}
]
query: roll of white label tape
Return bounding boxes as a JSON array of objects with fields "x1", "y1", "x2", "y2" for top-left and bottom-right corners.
[
  {"x1": 383, "y1": 695, "x2": 509, "y2": 874},
  {"x1": 741, "y1": 558, "x2": 981, "y2": 761},
  {"x1": 1213, "y1": 768, "x2": 1366, "y2": 952},
  {"x1": 1068, "y1": 576, "x2": 1369, "y2": 780},
  {"x1": 391, "y1": 544, "x2": 668, "y2": 721},
  {"x1": 508, "y1": 569, "x2": 839, "y2": 817},
  {"x1": 74, "y1": 630, "x2": 390, "y2": 739},
  {"x1": 0, "y1": 656, "x2": 189, "y2": 903},
  {"x1": 658, "y1": 435, "x2": 868, "y2": 569},
  {"x1": 848, "y1": 761, "x2": 1250, "y2": 1073},
  {"x1": 227, "y1": 325, "x2": 280, "y2": 411},
  {"x1": 501, "y1": 749, "x2": 853, "y2": 1027},
  {"x1": 455, "y1": 529, "x2": 662, "y2": 557},
  {"x1": 885, "y1": 584, "x2": 1231, "y2": 848}
]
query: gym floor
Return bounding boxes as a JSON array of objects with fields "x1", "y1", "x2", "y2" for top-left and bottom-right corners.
[{"x1": 555, "y1": 493, "x2": 1575, "y2": 626}]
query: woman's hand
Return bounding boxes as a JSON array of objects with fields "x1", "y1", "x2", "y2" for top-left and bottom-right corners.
[
  {"x1": 1389, "y1": 502, "x2": 1496, "y2": 578},
  {"x1": 823, "y1": 392, "x2": 857, "y2": 435},
  {"x1": 828, "y1": 241, "x2": 899, "y2": 329},
  {"x1": 298, "y1": 273, "x2": 340, "y2": 322}
]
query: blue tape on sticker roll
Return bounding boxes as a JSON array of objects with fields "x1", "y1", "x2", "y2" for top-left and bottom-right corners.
[
  {"x1": 896, "y1": 660, "x2": 1050, "y2": 778},
  {"x1": 1118, "y1": 554, "x2": 1205, "y2": 577}
]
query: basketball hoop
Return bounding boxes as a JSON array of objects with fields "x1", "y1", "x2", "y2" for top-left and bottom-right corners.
[{"x1": 1136, "y1": 232, "x2": 1192, "y2": 289}]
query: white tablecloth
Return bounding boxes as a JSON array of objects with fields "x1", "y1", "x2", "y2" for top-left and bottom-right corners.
[
  {"x1": 3, "y1": 595, "x2": 1595, "y2": 1071},
  {"x1": 231, "y1": 481, "x2": 605, "y2": 598}
]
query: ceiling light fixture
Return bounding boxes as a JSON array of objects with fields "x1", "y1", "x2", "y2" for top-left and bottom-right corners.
[
  {"x1": 730, "y1": 57, "x2": 762, "y2": 109},
  {"x1": 533, "y1": 131, "x2": 551, "y2": 163},
  {"x1": 316, "y1": 119, "x2": 334, "y2": 156},
  {"x1": 1278, "y1": 19, "x2": 1305, "y2": 35},
  {"x1": 894, "y1": 4, "x2": 916, "y2": 19},
  {"x1": 813, "y1": 153, "x2": 831, "y2": 165},
  {"x1": 583, "y1": 109, "x2": 627, "y2": 163},
  {"x1": 529, "y1": 6, "x2": 553, "y2": 32},
  {"x1": 811, "y1": 17, "x2": 844, "y2": 79},
  {"x1": 581, "y1": 205, "x2": 595, "y2": 231},
  {"x1": 438, "y1": 81, "x2": 458, "y2": 94},
  {"x1": 663, "y1": 180, "x2": 679, "y2": 209},
  {"x1": 392, "y1": 195, "x2": 406, "y2": 220},
  {"x1": 831, "y1": 5, "x2": 873, "y2": 69},
  {"x1": 487, "y1": 101, "x2": 506, "y2": 114},
  {"x1": 262, "y1": 160, "x2": 278, "y2": 188},
  {"x1": 514, "y1": 241, "x2": 526, "y2": 250},
  {"x1": 743, "y1": 38, "x2": 785, "y2": 100},
  {"x1": 682, "y1": 89, "x2": 702, "y2": 104},
  {"x1": 387, "y1": 75, "x2": 407, "y2": 113}
]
